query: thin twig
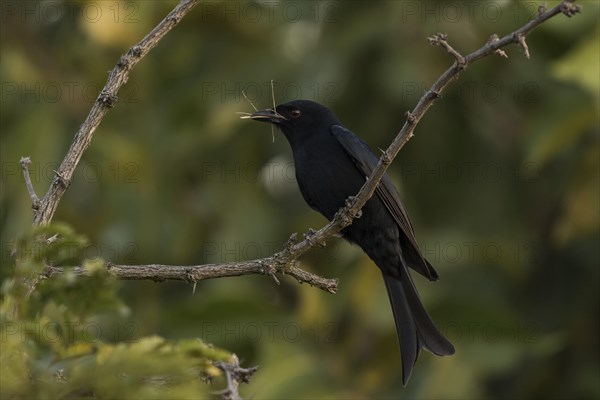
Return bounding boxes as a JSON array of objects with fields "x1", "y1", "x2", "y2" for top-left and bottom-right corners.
[
  {"x1": 19, "y1": 157, "x2": 40, "y2": 210},
  {"x1": 428, "y1": 33, "x2": 466, "y2": 67}
]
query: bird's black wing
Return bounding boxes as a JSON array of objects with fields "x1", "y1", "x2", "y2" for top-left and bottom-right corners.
[{"x1": 331, "y1": 125, "x2": 438, "y2": 281}]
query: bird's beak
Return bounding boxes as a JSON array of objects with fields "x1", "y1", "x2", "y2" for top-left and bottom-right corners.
[{"x1": 250, "y1": 109, "x2": 287, "y2": 124}]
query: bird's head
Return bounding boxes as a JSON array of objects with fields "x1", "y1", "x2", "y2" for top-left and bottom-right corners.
[{"x1": 249, "y1": 100, "x2": 341, "y2": 147}]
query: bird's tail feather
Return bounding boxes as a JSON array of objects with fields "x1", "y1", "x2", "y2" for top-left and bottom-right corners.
[
  {"x1": 384, "y1": 266, "x2": 454, "y2": 385},
  {"x1": 384, "y1": 276, "x2": 420, "y2": 385}
]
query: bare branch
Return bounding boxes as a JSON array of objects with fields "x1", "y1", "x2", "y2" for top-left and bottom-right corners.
[
  {"x1": 42, "y1": 257, "x2": 339, "y2": 294},
  {"x1": 29, "y1": 0, "x2": 201, "y2": 226},
  {"x1": 428, "y1": 33, "x2": 466, "y2": 68}
]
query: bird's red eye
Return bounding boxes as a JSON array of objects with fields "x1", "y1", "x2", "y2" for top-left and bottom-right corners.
[{"x1": 290, "y1": 109, "x2": 301, "y2": 118}]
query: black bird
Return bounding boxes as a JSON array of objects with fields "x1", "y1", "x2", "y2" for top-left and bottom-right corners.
[{"x1": 250, "y1": 100, "x2": 454, "y2": 384}]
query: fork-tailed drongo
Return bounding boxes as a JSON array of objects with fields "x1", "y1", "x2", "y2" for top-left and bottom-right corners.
[{"x1": 250, "y1": 100, "x2": 454, "y2": 385}]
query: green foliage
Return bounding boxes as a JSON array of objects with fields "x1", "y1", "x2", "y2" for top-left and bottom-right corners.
[{"x1": 1, "y1": 224, "x2": 232, "y2": 399}]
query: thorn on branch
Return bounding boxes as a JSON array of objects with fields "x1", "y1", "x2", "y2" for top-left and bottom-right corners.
[
  {"x1": 268, "y1": 270, "x2": 281, "y2": 285},
  {"x1": 487, "y1": 34, "x2": 509, "y2": 58},
  {"x1": 259, "y1": 261, "x2": 280, "y2": 285},
  {"x1": 495, "y1": 48, "x2": 509, "y2": 58},
  {"x1": 381, "y1": 151, "x2": 392, "y2": 165},
  {"x1": 538, "y1": 3, "x2": 547, "y2": 16},
  {"x1": 185, "y1": 269, "x2": 197, "y2": 284},
  {"x1": 517, "y1": 33, "x2": 530, "y2": 59},
  {"x1": 405, "y1": 111, "x2": 416, "y2": 125}
]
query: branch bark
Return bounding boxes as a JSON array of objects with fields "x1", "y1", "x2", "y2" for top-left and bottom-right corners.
[
  {"x1": 42, "y1": 246, "x2": 339, "y2": 294},
  {"x1": 22, "y1": 1, "x2": 580, "y2": 294}
]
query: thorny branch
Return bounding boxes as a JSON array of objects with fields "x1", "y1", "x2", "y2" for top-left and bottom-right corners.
[
  {"x1": 16, "y1": 0, "x2": 203, "y2": 304},
  {"x1": 22, "y1": 3, "x2": 579, "y2": 298},
  {"x1": 26, "y1": 0, "x2": 201, "y2": 226},
  {"x1": 42, "y1": 256, "x2": 338, "y2": 294}
]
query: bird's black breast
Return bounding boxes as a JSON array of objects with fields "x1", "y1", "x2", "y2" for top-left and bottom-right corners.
[
  {"x1": 292, "y1": 134, "x2": 365, "y2": 220},
  {"x1": 291, "y1": 132, "x2": 403, "y2": 274}
]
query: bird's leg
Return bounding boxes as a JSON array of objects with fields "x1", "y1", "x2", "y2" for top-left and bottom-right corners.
[{"x1": 344, "y1": 196, "x2": 363, "y2": 219}]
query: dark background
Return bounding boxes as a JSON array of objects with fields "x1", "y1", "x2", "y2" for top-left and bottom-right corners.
[{"x1": 1, "y1": 1, "x2": 598, "y2": 398}]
